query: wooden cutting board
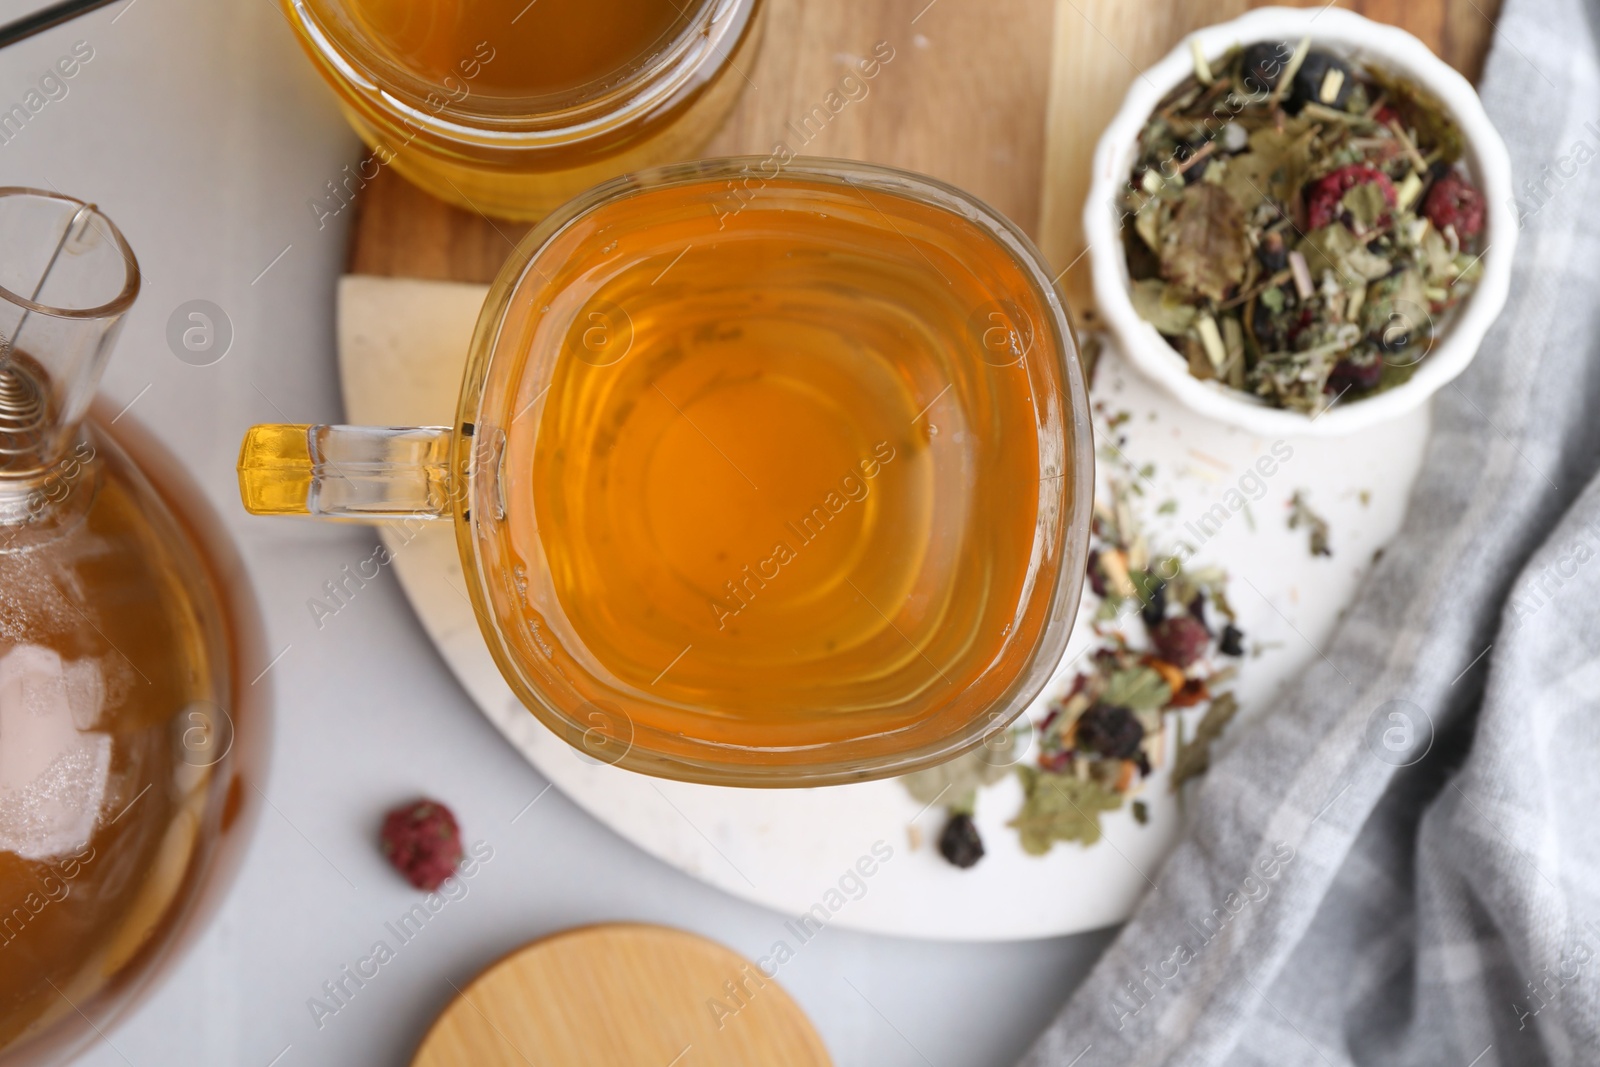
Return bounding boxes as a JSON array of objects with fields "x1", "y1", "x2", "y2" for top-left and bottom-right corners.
[
  {"x1": 411, "y1": 924, "x2": 831, "y2": 1067},
  {"x1": 346, "y1": 0, "x2": 1500, "y2": 291}
]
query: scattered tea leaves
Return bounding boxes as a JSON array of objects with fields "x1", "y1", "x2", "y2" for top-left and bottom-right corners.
[{"x1": 901, "y1": 448, "x2": 1253, "y2": 866}]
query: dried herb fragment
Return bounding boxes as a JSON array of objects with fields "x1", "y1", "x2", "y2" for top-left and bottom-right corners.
[
  {"x1": 1171, "y1": 692, "x2": 1241, "y2": 788},
  {"x1": 901, "y1": 744, "x2": 1014, "y2": 816},
  {"x1": 1288, "y1": 489, "x2": 1333, "y2": 557},
  {"x1": 1009, "y1": 769, "x2": 1123, "y2": 854}
]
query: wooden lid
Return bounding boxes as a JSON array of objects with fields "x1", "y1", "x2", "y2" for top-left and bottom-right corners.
[{"x1": 412, "y1": 923, "x2": 831, "y2": 1066}]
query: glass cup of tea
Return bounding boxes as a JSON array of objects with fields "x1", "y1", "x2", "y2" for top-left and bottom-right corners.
[
  {"x1": 239, "y1": 158, "x2": 1094, "y2": 787},
  {"x1": 281, "y1": 0, "x2": 765, "y2": 220}
]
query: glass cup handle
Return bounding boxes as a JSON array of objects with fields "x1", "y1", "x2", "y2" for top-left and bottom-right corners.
[{"x1": 237, "y1": 425, "x2": 455, "y2": 519}]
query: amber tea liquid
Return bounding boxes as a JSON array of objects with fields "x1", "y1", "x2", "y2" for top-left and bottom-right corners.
[
  {"x1": 343, "y1": 0, "x2": 706, "y2": 100},
  {"x1": 500, "y1": 176, "x2": 1058, "y2": 753},
  {"x1": 0, "y1": 428, "x2": 227, "y2": 1050}
]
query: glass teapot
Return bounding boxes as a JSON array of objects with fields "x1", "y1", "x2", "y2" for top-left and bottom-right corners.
[{"x1": 0, "y1": 188, "x2": 245, "y2": 1060}]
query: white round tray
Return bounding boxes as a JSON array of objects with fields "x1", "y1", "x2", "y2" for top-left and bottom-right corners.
[{"x1": 336, "y1": 275, "x2": 1428, "y2": 939}]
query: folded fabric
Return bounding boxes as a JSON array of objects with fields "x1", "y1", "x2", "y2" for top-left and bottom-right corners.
[{"x1": 1020, "y1": 0, "x2": 1600, "y2": 1063}]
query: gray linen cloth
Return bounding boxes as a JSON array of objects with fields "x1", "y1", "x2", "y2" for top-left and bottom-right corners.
[{"x1": 1021, "y1": 1, "x2": 1600, "y2": 1064}]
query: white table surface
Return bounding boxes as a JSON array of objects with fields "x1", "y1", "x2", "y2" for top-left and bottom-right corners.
[{"x1": 3, "y1": 1, "x2": 1117, "y2": 1064}]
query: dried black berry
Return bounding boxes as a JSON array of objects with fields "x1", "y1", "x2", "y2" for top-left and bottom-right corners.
[
  {"x1": 1139, "y1": 578, "x2": 1167, "y2": 629},
  {"x1": 1176, "y1": 141, "x2": 1211, "y2": 183},
  {"x1": 938, "y1": 813, "x2": 985, "y2": 868},
  {"x1": 1291, "y1": 51, "x2": 1354, "y2": 112},
  {"x1": 1075, "y1": 703, "x2": 1145, "y2": 760},
  {"x1": 1220, "y1": 623, "x2": 1245, "y2": 657},
  {"x1": 1255, "y1": 231, "x2": 1289, "y2": 273},
  {"x1": 1327, "y1": 357, "x2": 1383, "y2": 393},
  {"x1": 1239, "y1": 41, "x2": 1290, "y2": 95}
]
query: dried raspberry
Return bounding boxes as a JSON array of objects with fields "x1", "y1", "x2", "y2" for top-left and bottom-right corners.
[
  {"x1": 1305, "y1": 165, "x2": 1396, "y2": 230},
  {"x1": 380, "y1": 799, "x2": 463, "y2": 891},
  {"x1": 1074, "y1": 703, "x2": 1145, "y2": 760},
  {"x1": 1086, "y1": 548, "x2": 1107, "y2": 597},
  {"x1": 1039, "y1": 748, "x2": 1073, "y2": 774},
  {"x1": 1421, "y1": 171, "x2": 1484, "y2": 239},
  {"x1": 1152, "y1": 615, "x2": 1210, "y2": 668}
]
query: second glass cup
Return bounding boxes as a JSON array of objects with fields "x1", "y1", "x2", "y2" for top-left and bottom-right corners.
[
  {"x1": 282, "y1": 0, "x2": 765, "y2": 219},
  {"x1": 239, "y1": 158, "x2": 1094, "y2": 786}
]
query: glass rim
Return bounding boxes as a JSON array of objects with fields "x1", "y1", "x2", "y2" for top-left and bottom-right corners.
[
  {"x1": 452, "y1": 157, "x2": 1096, "y2": 787},
  {"x1": 285, "y1": 0, "x2": 753, "y2": 144},
  {"x1": 0, "y1": 187, "x2": 140, "y2": 322}
]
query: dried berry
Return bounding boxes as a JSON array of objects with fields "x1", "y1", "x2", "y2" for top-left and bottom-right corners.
[
  {"x1": 1219, "y1": 623, "x2": 1246, "y2": 657},
  {"x1": 1239, "y1": 41, "x2": 1289, "y2": 94},
  {"x1": 1074, "y1": 704, "x2": 1144, "y2": 760},
  {"x1": 1139, "y1": 579, "x2": 1167, "y2": 629},
  {"x1": 1327, "y1": 356, "x2": 1384, "y2": 393},
  {"x1": 1291, "y1": 50, "x2": 1354, "y2": 111},
  {"x1": 1152, "y1": 615, "x2": 1210, "y2": 668},
  {"x1": 1176, "y1": 141, "x2": 1211, "y2": 183},
  {"x1": 1305, "y1": 165, "x2": 1396, "y2": 231},
  {"x1": 379, "y1": 799, "x2": 463, "y2": 891},
  {"x1": 1086, "y1": 548, "x2": 1107, "y2": 597},
  {"x1": 1039, "y1": 748, "x2": 1073, "y2": 774},
  {"x1": 938, "y1": 812, "x2": 985, "y2": 868},
  {"x1": 1255, "y1": 230, "x2": 1289, "y2": 273},
  {"x1": 1421, "y1": 171, "x2": 1485, "y2": 238}
]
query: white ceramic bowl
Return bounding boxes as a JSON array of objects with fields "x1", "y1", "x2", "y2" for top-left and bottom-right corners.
[{"x1": 1084, "y1": 7, "x2": 1515, "y2": 437}]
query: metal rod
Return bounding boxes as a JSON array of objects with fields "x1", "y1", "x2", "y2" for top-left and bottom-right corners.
[{"x1": 0, "y1": 0, "x2": 122, "y2": 51}]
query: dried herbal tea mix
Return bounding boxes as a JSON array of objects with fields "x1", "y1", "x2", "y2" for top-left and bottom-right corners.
[
  {"x1": 1121, "y1": 38, "x2": 1486, "y2": 413},
  {"x1": 902, "y1": 451, "x2": 1247, "y2": 865}
]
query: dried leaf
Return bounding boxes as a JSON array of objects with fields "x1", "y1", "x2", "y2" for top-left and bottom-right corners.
[
  {"x1": 1368, "y1": 65, "x2": 1464, "y2": 164},
  {"x1": 1171, "y1": 692, "x2": 1240, "y2": 788},
  {"x1": 902, "y1": 745, "x2": 1015, "y2": 815},
  {"x1": 1297, "y1": 224, "x2": 1391, "y2": 287},
  {"x1": 1221, "y1": 119, "x2": 1318, "y2": 212},
  {"x1": 1130, "y1": 278, "x2": 1198, "y2": 336},
  {"x1": 1160, "y1": 184, "x2": 1249, "y2": 302},
  {"x1": 1103, "y1": 666, "x2": 1175, "y2": 712},
  {"x1": 1009, "y1": 769, "x2": 1124, "y2": 854}
]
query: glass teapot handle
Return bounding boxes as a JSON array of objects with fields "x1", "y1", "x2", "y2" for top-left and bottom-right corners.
[{"x1": 237, "y1": 424, "x2": 455, "y2": 519}]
